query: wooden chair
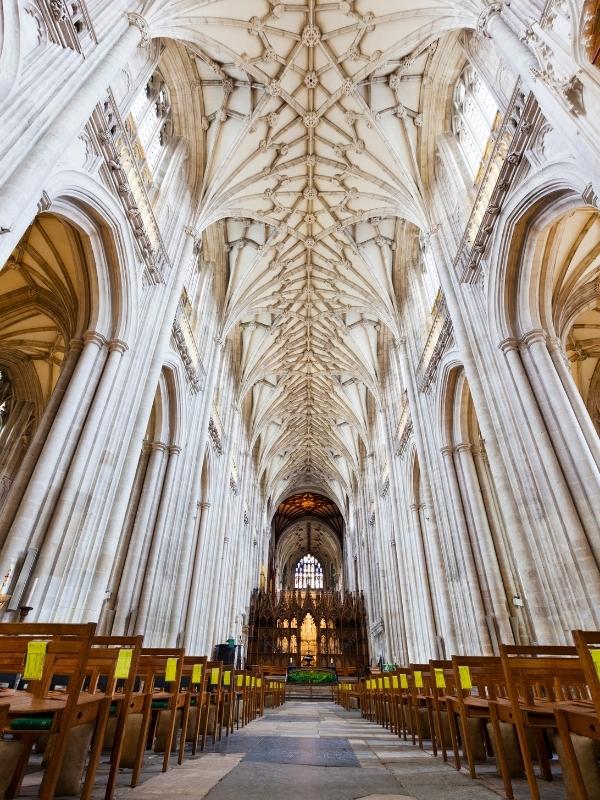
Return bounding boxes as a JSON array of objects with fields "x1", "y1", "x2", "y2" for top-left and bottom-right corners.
[
  {"x1": 234, "y1": 670, "x2": 247, "y2": 729},
  {"x1": 551, "y1": 630, "x2": 600, "y2": 800},
  {"x1": 179, "y1": 655, "x2": 208, "y2": 757},
  {"x1": 85, "y1": 635, "x2": 143, "y2": 800},
  {"x1": 409, "y1": 663, "x2": 437, "y2": 755},
  {"x1": 0, "y1": 621, "x2": 97, "y2": 800},
  {"x1": 429, "y1": 659, "x2": 460, "y2": 763},
  {"x1": 200, "y1": 661, "x2": 223, "y2": 748},
  {"x1": 498, "y1": 644, "x2": 589, "y2": 800},
  {"x1": 396, "y1": 667, "x2": 412, "y2": 741},
  {"x1": 447, "y1": 654, "x2": 510, "y2": 785},
  {"x1": 126, "y1": 647, "x2": 185, "y2": 783}
]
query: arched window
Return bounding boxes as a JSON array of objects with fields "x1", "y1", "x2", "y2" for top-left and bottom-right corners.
[
  {"x1": 129, "y1": 71, "x2": 172, "y2": 179},
  {"x1": 294, "y1": 553, "x2": 323, "y2": 589},
  {"x1": 0, "y1": 367, "x2": 12, "y2": 433},
  {"x1": 452, "y1": 65, "x2": 498, "y2": 181}
]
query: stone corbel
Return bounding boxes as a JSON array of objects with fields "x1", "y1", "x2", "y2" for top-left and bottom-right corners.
[
  {"x1": 127, "y1": 12, "x2": 149, "y2": 47},
  {"x1": 477, "y1": 2, "x2": 505, "y2": 38}
]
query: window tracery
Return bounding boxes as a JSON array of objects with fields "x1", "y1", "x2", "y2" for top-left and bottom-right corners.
[
  {"x1": 128, "y1": 72, "x2": 172, "y2": 182},
  {"x1": 452, "y1": 65, "x2": 498, "y2": 181},
  {"x1": 294, "y1": 553, "x2": 323, "y2": 589}
]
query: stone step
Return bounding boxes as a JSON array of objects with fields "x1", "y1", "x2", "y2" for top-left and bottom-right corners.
[{"x1": 285, "y1": 685, "x2": 335, "y2": 701}]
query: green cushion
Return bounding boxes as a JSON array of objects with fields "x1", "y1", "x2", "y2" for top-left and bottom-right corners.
[
  {"x1": 151, "y1": 700, "x2": 169, "y2": 710},
  {"x1": 109, "y1": 703, "x2": 118, "y2": 717},
  {"x1": 11, "y1": 715, "x2": 54, "y2": 731}
]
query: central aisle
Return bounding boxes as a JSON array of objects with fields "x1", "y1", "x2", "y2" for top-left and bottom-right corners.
[{"x1": 117, "y1": 701, "x2": 511, "y2": 800}]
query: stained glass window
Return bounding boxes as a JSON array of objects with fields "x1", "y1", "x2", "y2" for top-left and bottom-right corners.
[{"x1": 294, "y1": 553, "x2": 323, "y2": 589}]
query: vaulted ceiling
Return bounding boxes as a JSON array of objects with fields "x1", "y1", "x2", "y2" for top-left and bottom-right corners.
[{"x1": 156, "y1": 0, "x2": 480, "y2": 501}]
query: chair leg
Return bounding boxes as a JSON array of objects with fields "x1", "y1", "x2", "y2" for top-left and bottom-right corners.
[
  {"x1": 554, "y1": 710, "x2": 589, "y2": 800},
  {"x1": 447, "y1": 708, "x2": 461, "y2": 771},
  {"x1": 4, "y1": 734, "x2": 35, "y2": 799},
  {"x1": 513, "y1": 714, "x2": 541, "y2": 800},
  {"x1": 489, "y1": 704, "x2": 514, "y2": 800},
  {"x1": 81, "y1": 702, "x2": 111, "y2": 800}
]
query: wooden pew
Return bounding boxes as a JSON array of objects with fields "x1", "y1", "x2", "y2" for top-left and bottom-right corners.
[
  {"x1": 497, "y1": 644, "x2": 589, "y2": 800},
  {"x1": 552, "y1": 630, "x2": 600, "y2": 800},
  {"x1": 0, "y1": 622, "x2": 97, "y2": 800}
]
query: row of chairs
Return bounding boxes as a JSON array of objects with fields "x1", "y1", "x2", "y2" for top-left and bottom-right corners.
[
  {"x1": 335, "y1": 631, "x2": 600, "y2": 800},
  {"x1": 0, "y1": 623, "x2": 285, "y2": 800}
]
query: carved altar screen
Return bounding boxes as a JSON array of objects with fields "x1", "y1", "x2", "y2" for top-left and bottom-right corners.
[{"x1": 247, "y1": 588, "x2": 369, "y2": 674}]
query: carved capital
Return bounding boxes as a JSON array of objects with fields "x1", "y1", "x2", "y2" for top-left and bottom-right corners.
[
  {"x1": 168, "y1": 444, "x2": 182, "y2": 455},
  {"x1": 83, "y1": 330, "x2": 106, "y2": 348},
  {"x1": 440, "y1": 445, "x2": 454, "y2": 458},
  {"x1": 108, "y1": 338, "x2": 128, "y2": 354},
  {"x1": 151, "y1": 441, "x2": 169, "y2": 452},
  {"x1": 127, "y1": 12, "x2": 150, "y2": 47},
  {"x1": 520, "y1": 328, "x2": 547, "y2": 349},
  {"x1": 200, "y1": 501, "x2": 211, "y2": 510},
  {"x1": 455, "y1": 442, "x2": 472, "y2": 454},
  {"x1": 184, "y1": 225, "x2": 202, "y2": 253},
  {"x1": 68, "y1": 337, "x2": 84, "y2": 354},
  {"x1": 498, "y1": 336, "x2": 520, "y2": 354}
]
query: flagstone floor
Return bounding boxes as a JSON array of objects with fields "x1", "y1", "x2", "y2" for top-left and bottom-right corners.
[{"x1": 87, "y1": 700, "x2": 569, "y2": 800}]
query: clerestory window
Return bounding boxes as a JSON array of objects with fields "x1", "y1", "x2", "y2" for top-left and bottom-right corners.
[
  {"x1": 452, "y1": 65, "x2": 498, "y2": 181},
  {"x1": 129, "y1": 72, "x2": 172, "y2": 178}
]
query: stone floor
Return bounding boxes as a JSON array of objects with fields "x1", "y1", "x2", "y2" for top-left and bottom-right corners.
[{"x1": 68, "y1": 700, "x2": 569, "y2": 800}]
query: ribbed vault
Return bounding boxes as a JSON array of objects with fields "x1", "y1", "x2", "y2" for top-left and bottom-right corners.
[{"x1": 153, "y1": 0, "x2": 479, "y2": 498}]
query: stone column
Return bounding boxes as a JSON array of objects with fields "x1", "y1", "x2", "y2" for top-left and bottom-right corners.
[
  {"x1": 521, "y1": 330, "x2": 600, "y2": 547},
  {"x1": 111, "y1": 441, "x2": 168, "y2": 634},
  {"x1": 36, "y1": 339, "x2": 128, "y2": 617},
  {"x1": 87, "y1": 229, "x2": 199, "y2": 621},
  {"x1": 0, "y1": 16, "x2": 146, "y2": 258},
  {"x1": 429, "y1": 230, "x2": 555, "y2": 642},
  {"x1": 547, "y1": 336, "x2": 600, "y2": 468},
  {"x1": 0, "y1": 338, "x2": 81, "y2": 540},
  {"x1": 0, "y1": 332, "x2": 105, "y2": 598},
  {"x1": 395, "y1": 338, "x2": 457, "y2": 651},
  {"x1": 500, "y1": 337, "x2": 600, "y2": 626},
  {"x1": 183, "y1": 501, "x2": 211, "y2": 649},
  {"x1": 409, "y1": 502, "x2": 438, "y2": 659},
  {"x1": 134, "y1": 444, "x2": 181, "y2": 637},
  {"x1": 454, "y1": 442, "x2": 513, "y2": 645},
  {"x1": 440, "y1": 445, "x2": 492, "y2": 654}
]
